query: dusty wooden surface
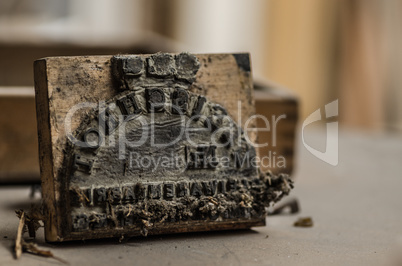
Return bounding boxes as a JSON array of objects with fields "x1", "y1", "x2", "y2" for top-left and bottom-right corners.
[{"x1": 1, "y1": 130, "x2": 401, "y2": 265}]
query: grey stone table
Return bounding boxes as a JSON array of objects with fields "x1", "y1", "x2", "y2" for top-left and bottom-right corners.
[{"x1": 1, "y1": 130, "x2": 401, "y2": 265}]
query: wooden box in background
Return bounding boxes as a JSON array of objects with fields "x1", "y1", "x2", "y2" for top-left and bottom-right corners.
[
  {"x1": 0, "y1": 88, "x2": 40, "y2": 183},
  {"x1": 254, "y1": 80, "x2": 299, "y2": 176}
]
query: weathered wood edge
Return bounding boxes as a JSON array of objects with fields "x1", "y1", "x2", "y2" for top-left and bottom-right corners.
[
  {"x1": 61, "y1": 219, "x2": 266, "y2": 242},
  {"x1": 34, "y1": 59, "x2": 59, "y2": 242}
]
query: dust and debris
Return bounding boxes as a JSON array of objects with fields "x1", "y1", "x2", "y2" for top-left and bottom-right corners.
[
  {"x1": 107, "y1": 191, "x2": 119, "y2": 227},
  {"x1": 21, "y1": 240, "x2": 68, "y2": 264},
  {"x1": 71, "y1": 186, "x2": 90, "y2": 203},
  {"x1": 258, "y1": 171, "x2": 294, "y2": 207},
  {"x1": 15, "y1": 210, "x2": 25, "y2": 259},
  {"x1": 73, "y1": 171, "x2": 294, "y2": 234},
  {"x1": 294, "y1": 217, "x2": 313, "y2": 227},
  {"x1": 141, "y1": 219, "x2": 153, "y2": 236},
  {"x1": 14, "y1": 209, "x2": 67, "y2": 264},
  {"x1": 15, "y1": 206, "x2": 44, "y2": 238},
  {"x1": 268, "y1": 198, "x2": 300, "y2": 216}
]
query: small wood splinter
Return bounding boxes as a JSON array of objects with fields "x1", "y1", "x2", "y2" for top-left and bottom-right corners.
[
  {"x1": 21, "y1": 240, "x2": 69, "y2": 264},
  {"x1": 15, "y1": 210, "x2": 25, "y2": 259},
  {"x1": 269, "y1": 198, "x2": 300, "y2": 216},
  {"x1": 14, "y1": 210, "x2": 68, "y2": 264},
  {"x1": 294, "y1": 217, "x2": 313, "y2": 227}
]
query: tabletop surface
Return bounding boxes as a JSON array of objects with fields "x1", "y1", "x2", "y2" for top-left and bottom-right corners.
[{"x1": 1, "y1": 130, "x2": 401, "y2": 266}]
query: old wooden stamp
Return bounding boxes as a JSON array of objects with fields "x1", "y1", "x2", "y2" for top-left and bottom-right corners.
[{"x1": 34, "y1": 52, "x2": 292, "y2": 242}]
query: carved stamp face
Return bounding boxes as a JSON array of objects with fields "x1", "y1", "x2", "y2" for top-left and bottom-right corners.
[
  {"x1": 65, "y1": 53, "x2": 262, "y2": 237},
  {"x1": 35, "y1": 52, "x2": 292, "y2": 242}
]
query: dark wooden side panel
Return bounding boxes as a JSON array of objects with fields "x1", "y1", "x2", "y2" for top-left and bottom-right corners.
[{"x1": 34, "y1": 59, "x2": 59, "y2": 242}]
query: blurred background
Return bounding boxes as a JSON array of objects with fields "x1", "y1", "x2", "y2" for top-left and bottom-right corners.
[
  {"x1": 2, "y1": 2, "x2": 402, "y2": 264},
  {"x1": 1, "y1": 0, "x2": 401, "y2": 130},
  {"x1": 0, "y1": 0, "x2": 401, "y2": 182}
]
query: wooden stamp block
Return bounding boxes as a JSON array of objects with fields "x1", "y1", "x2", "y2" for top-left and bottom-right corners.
[{"x1": 34, "y1": 53, "x2": 292, "y2": 242}]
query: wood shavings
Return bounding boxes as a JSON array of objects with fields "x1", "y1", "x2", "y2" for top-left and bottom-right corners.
[
  {"x1": 15, "y1": 210, "x2": 25, "y2": 259},
  {"x1": 21, "y1": 240, "x2": 68, "y2": 264},
  {"x1": 269, "y1": 198, "x2": 300, "y2": 216},
  {"x1": 72, "y1": 186, "x2": 90, "y2": 203},
  {"x1": 14, "y1": 209, "x2": 68, "y2": 264},
  {"x1": 294, "y1": 217, "x2": 313, "y2": 227}
]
